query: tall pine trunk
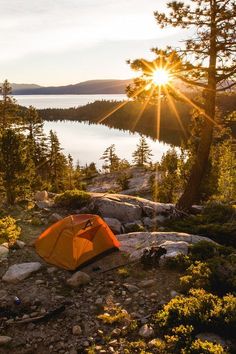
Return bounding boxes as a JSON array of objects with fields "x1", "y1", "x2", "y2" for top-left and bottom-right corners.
[{"x1": 177, "y1": 0, "x2": 217, "y2": 211}]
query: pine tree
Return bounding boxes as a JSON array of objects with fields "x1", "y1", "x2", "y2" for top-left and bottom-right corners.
[
  {"x1": 67, "y1": 154, "x2": 74, "y2": 190},
  {"x1": 48, "y1": 130, "x2": 68, "y2": 192},
  {"x1": 0, "y1": 80, "x2": 19, "y2": 131},
  {"x1": 0, "y1": 129, "x2": 33, "y2": 204},
  {"x1": 23, "y1": 106, "x2": 45, "y2": 163},
  {"x1": 217, "y1": 139, "x2": 236, "y2": 201},
  {"x1": 132, "y1": 136, "x2": 152, "y2": 167},
  {"x1": 100, "y1": 144, "x2": 120, "y2": 172},
  {"x1": 153, "y1": 148, "x2": 181, "y2": 203},
  {"x1": 128, "y1": 0, "x2": 236, "y2": 210}
]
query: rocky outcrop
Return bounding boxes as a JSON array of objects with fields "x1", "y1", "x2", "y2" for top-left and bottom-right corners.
[
  {"x1": 117, "y1": 232, "x2": 216, "y2": 260},
  {"x1": 89, "y1": 193, "x2": 177, "y2": 227},
  {"x1": 87, "y1": 167, "x2": 155, "y2": 197},
  {"x1": 2, "y1": 262, "x2": 42, "y2": 284},
  {"x1": 93, "y1": 196, "x2": 142, "y2": 223}
]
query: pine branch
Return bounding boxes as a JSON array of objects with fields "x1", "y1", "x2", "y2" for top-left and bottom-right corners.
[{"x1": 217, "y1": 81, "x2": 236, "y2": 91}]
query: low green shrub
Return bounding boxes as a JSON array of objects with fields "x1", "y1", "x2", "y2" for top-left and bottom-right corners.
[
  {"x1": 188, "y1": 339, "x2": 225, "y2": 354},
  {"x1": 117, "y1": 172, "x2": 130, "y2": 190},
  {"x1": 117, "y1": 267, "x2": 130, "y2": 278},
  {"x1": 0, "y1": 216, "x2": 21, "y2": 245},
  {"x1": 189, "y1": 241, "x2": 218, "y2": 261},
  {"x1": 165, "y1": 217, "x2": 236, "y2": 248},
  {"x1": 165, "y1": 254, "x2": 192, "y2": 271},
  {"x1": 98, "y1": 306, "x2": 130, "y2": 324},
  {"x1": 54, "y1": 189, "x2": 91, "y2": 209},
  {"x1": 189, "y1": 241, "x2": 235, "y2": 261},
  {"x1": 180, "y1": 262, "x2": 212, "y2": 293},
  {"x1": 155, "y1": 288, "x2": 236, "y2": 337},
  {"x1": 164, "y1": 325, "x2": 194, "y2": 353},
  {"x1": 208, "y1": 255, "x2": 236, "y2": 295},
  {"x1": 202, "y1": 202, "x2": 235, "y2": 224}
]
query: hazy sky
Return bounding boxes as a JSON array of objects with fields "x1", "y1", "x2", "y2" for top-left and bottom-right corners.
[{"x1": 1, "y1": 0, "x2": 187, "y2": 85}]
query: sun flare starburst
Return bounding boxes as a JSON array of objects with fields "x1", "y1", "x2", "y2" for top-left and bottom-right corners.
[{"x1": 152, "y1": 68, "x2": 170, "y2": 86}]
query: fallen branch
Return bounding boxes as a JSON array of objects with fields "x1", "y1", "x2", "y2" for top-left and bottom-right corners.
[{"x1": 12, "y1": 303, "x2": 69, "y2": 325}]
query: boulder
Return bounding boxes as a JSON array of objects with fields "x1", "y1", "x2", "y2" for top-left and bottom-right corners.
[
  {"x1": 94, "y1": 197, "x2": 142, "y2": 223},
  {"x1": 2, "y1": 262, "x2": 42, "y2": 284},
  {"x1": 139, "y1": 324, "x2": 154, "y2": 338},
  {"x1": 34, "y1": 191, "x2": 48, "y2": 202},
  {"x1": 160, "y1": 240, "x2": 189, "y2": 258},
  {"x1": 66, "y1": 271, "x2": 91, "y2": 288},
  {"x1": 117, "y1": 232, "x2": 216, "y2": 260},
  {"x1": 104, "y1": 217, "x2": 122, "y2": 234},
  {"x1": 0, "y1": 243, "x2": 9, "y2": 261}
]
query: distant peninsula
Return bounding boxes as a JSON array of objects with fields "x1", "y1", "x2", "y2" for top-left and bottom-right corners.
[{"x1": 10, "y1": 79, "x2": 132, "y2": 95}]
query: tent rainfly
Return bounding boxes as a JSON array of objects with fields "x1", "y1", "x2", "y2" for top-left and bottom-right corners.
[{"x1": 35, "y1": 214, "x2": 120, "y2": 270}]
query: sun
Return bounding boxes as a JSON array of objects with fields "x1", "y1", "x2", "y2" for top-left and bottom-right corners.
[{"x1": 152, "y1": 68, "x2": 170, "y2": 86}]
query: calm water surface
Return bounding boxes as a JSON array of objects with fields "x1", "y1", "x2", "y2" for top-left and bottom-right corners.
[
  {"x1": 16, "y1": 94, "x2": 171, "y2": 167},
  {"x1": 16, "y1": 94, "x2": 126, "y2": 109}
]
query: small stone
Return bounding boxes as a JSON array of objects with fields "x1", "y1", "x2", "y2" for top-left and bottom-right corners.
[
  {"x1": 66, "y1": 271, "x2": 91, "y2": 288},
  {"x1": 0, "y1": 244, "x2": 9, "y2": 261},
  {"x1": 35, "y1": 190, "x2": 48, "y2": 202},
  {"x1": 22, "y1": 314, "x2": 30, "y2": 319},
  {"x1": 30, "y1": 312, "x2": 38, "y2": 317},
  {"x1": 138, "y1": 324, "x2": 154, "y2": 338},
  {"x1": 6, "y1": 318, "x2": 14, "y2": 324},
  {"x1": 95, "y1": 298, "x2": 103, "y2": 309},
  {"x1": 35, "y1": 279, "x2": 44, "y2": 285},
  {"x1": 83, "y1": 341, "x2": 89, "y2": 347},
  {"x1": 140, "y1": 279, "x2": 156, "y2": 288},
  {"x1": 0, "y1": 336, "x2": 12, "y2": 345},
  {"x1": 170, "y1": 290, "x2": 179, "y2": 298},
  {"x1": 125, "y1": 298, "x2": 132, "y2": 306},
  {"x1": 49, "y1": 213, "x2": 63, "y2": 223},
  {"x1": 2, "y1": 262, "x2": 42, "y2": 284},
  {"x1": 15, "y1": 240, "x2": 26, "y2": 249},
  {"x1": 111, "y1": 328, "x2": 121, "y2": 337},
  {"x1": 47, "y1": 267, "x2": 57, "y2": 274},
  {"x1": 72, "y1": 325, "x2": 82, "y2": 335},
  {"x1": 0, "y1": 290, "x2": 8, "y2": 300},
  {"x1": 69, "y1": 350, "x2": 77, "y2": 354},
  {"x1": 123, "y1": 283, "x2": 139, "y2": 293}
]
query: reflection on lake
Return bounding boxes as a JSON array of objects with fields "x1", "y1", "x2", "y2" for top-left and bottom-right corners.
[
  {"x1": 15, "y1": 94, "x2": 173, "y2": 167},
  {"x1": 43, "y1": 121, "x2": 171, "y2": 168}
]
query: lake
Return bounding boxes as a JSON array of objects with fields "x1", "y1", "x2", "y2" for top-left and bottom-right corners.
[{"x1": 15, "y1": 94, "x2": 172, "y2": 168}]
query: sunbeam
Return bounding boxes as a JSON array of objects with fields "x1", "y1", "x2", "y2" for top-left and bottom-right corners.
[
  {"x1": 163, "y1": 86, "x2": 188, "y2": 139},
  {"x1": 97, "y1": 86, "x2": 147, "y2": 124},
  {"x1": 131, "y1": 86, "x2": 155, "y2": 131}
]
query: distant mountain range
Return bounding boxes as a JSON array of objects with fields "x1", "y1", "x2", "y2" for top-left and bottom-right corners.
[{"x1": 10, "y1": 80, "x2": 132, "y2": 95}]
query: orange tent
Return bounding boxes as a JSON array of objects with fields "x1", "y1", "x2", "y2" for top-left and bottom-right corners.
[{"x1": 35, "y1": 214, "x2": 120, "y2": 270}]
